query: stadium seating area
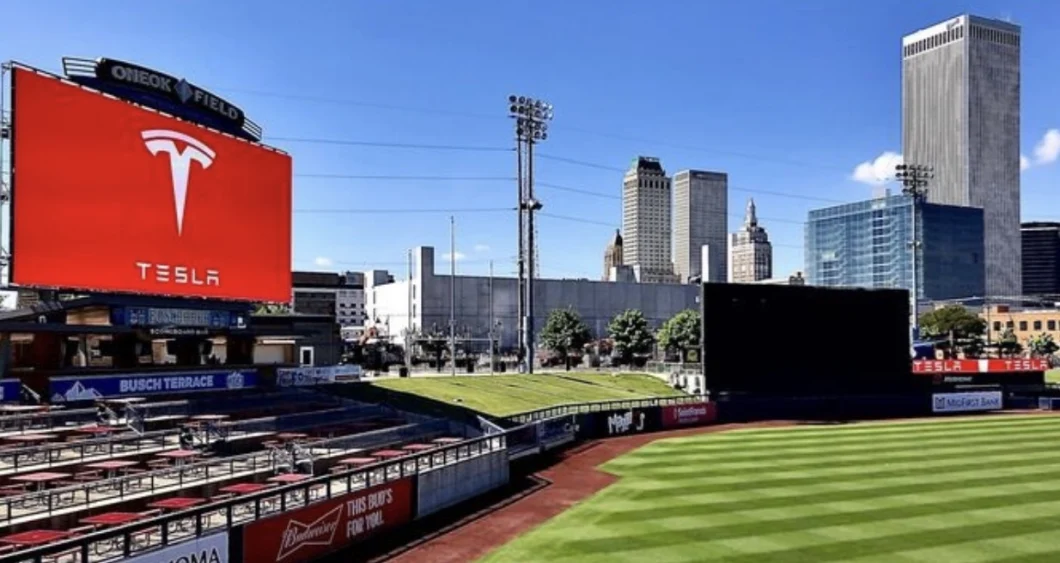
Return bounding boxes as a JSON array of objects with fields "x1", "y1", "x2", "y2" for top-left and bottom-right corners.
[{"x1": 0, "y1": 387, "x2": 475, "y2": 559}]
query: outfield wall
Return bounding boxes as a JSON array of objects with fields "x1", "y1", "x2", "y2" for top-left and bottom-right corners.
[{"x1": 417, "y1": 449, "x2": 510, "y2": 518}]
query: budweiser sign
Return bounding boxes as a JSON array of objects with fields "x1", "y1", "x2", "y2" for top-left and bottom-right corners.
[
  {"x1": 245, "y1": 478, "x2": 413, "y2": 563},
  {"x1": 277, "y1": 505, "x2": 342, "y2": 561},
  {"x1": 662, "y1": 402, "x2": 716, "y2": 428}
]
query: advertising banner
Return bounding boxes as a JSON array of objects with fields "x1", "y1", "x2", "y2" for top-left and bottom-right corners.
[
  {"x1": 49, "y1": 369, "x2": 258, "y2": 402},
  {"x1": 537, "y1": 415, "x2": 576, "y2": 443},
  {"x1": 580, "y1": 408, "x2": 660, "y2": 439},
  {"x1": 243, "y1": 477, "x2": 413, "y2": 563},
  {"x1": 276, "y1": 365, "x2": 362, "y2": 387},
  {"x1": 913, "y1": 358, "x2": 1050, "y2": 374},
  {"x1": 111, "y1": 307, "x2": 248, "y2": 330},
  {"x1": 661, "y1": 401, "x2": 717, "y2": 428},
  {"x1": 126, "y1": 532, "x2": 228, "y2": 563},
  {"x1": 0, "y1": 379, "x2": 21, "y2": 403},
  {"x1": 932, "y1": 391, "x2": 1004, "y2": 413},
  {"x1": 10, "y1": 68, "x2": 292, "y2": 302}
]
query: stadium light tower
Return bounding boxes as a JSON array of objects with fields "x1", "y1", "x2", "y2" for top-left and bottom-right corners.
[
  {"x1": 895, "y1": 163, "x2": 932, "y2": 343},
  {"x1": 508, "y1": 95, "x2": 553, "y2": 374}
]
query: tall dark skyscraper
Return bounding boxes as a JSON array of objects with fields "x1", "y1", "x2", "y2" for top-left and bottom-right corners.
[
  {"x1": 1021, "y1": 222, "x2": 1060, "y2": 296},
  {"x1": 902, "y1": 15, "x2": 1021, "y2": 298}
]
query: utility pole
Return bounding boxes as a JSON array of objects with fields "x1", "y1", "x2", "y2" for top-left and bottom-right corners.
[
  {"x1": 488, "y1": 260, "x2": 495, "y2": 375},
  {"x1": 450, "y1": 216, "x2": 457, "y2": 377},
  {"x1": 405, "y1": 248, "x2": 412, "y2": 373},
  {"x1": 507, "y1": 95, "x2": 552, "y2": 374},
  {"x1": 895, "y1": 163, "x2": 932, "y2": 345}
]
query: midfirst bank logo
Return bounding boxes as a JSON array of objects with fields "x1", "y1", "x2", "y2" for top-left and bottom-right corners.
[{"x1": 136, "y1": 129, "x2": 220, "y2": 288}]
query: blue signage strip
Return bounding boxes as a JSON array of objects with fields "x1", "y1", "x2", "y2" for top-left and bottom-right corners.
[
  {"x1": 49, "y1": 369, "x2": 258, "y2": 402},
  {"x1": 0, "y1": 379, "x2": 20, "y2": 403},
  {"x1": 111, "y1": 307, "x2": 245, "y2": 329}
]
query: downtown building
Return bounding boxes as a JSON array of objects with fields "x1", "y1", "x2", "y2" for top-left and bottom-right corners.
[
  {"x1": 902, "y1": 14, "x2": 1022, "y2": 298},
  {"x1": 622, "y1": 157, "x2": 678, "y2": 284},
  {"x1": 729, "y1": 198, "x2": 772, "y2": 283},
  {"x1": 1021, "y1": 222, "x2": 1060, "y2": 296},
  {"x1": 367, "y1": 246, "x2": 697, "y2": 352},
  {"x1": 673, "y1": 170, "x2": 728, "y2": 283},
  {"x1": 805, "y1": 193, "x2": 985, "y2": 301}
]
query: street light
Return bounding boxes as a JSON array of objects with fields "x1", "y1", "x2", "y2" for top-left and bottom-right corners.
[
  {"x1": 895, "y1": 163, "x2": 933, "y2": 343},
  {"x1": 507, "y1": 94, "x2": 553, "y2": 374}
]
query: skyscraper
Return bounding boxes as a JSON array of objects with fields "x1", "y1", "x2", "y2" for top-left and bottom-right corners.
[
  {"x1": 1021, "y1": 222, "x2": 1060, "y2": 296},
  {"x1": 673, "y1": 170, "x2": 728, "y2": 283},
  {"x1": 602, "y1": 229, "x2": 624, "y2": 281},
  {"x1": 622, "y1": 157, "x2": 676, "y2": 283},
  {"x1": 730, "y1": 198, "x2": 773, "y2": 283},
  {"x1": 902, "y1": 14, "x2": 1021, "y2": 298}
]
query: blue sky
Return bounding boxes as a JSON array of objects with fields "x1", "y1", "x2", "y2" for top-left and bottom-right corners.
[{"x1": 6, "y1": 0, "x2": 1060, "y2": 281}]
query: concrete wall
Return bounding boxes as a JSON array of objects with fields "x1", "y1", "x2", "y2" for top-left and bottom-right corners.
[
  {"x1": 416, "y1": 449, "x2": 509, "y2": 519},
  {"x1": 406, "y1": 247, "x2": 698, "y2": 351}
]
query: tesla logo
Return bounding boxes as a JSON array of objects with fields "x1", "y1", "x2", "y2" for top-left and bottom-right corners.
[
  {"x1": 142, "y1": 129, "x2": 216, "y2": 236},
  {"x1": 135, "y1": 263, "x2": 219, "y2": 286}
]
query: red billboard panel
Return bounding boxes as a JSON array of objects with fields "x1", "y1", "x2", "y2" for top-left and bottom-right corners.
[
  {"x1": 10, "y1": 68, "x2": 292, "y2": 302},
  {"x1": 243, "y1": 477, "x2": 413, "y2": 563},
  {"x1": 912, "y1": 358, "x2": 1050, "y2": 374},
  {"x1": 661, "y1": 401, "x2": 717, "y2": 428}
]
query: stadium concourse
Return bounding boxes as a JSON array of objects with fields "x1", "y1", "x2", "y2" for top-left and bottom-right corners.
[{"x1": 0, "y1": 384, "x2": 475, "y2": 558}]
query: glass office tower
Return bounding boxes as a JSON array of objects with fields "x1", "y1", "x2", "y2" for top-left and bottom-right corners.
[{"x1": 806, "y1": 194, "x2": 984, "y2": 301}]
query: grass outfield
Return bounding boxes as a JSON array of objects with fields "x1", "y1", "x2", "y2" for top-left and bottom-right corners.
[
  {"x1": 482, "y1": 415, "x2": 1060, "y2": 562},
  {"x1": 371, "y1": 373, "x2": 681, "y2": 416}
]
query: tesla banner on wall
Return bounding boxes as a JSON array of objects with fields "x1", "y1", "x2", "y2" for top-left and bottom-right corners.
[
  {"x1": 243, "y1": 478, "x2": 414, "y2": 563},
  {"x1": 10, "y1": 67, "x2": 292, "y2": 302}
]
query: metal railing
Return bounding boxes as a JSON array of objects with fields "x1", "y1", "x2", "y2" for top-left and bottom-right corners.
[
  {"x1": 0, "y1": 430, "x2": 179, "y2": 475},
  {"x1": 0, "y1": 401, "x2": 190, "y2": 435},
  {"x1": 3, "y1": 432, "x2": 505, "y2": 563},
  {"x1": 0, "y1": 420, "x2": 450, "y2": 526},
  {"x1": 0, "y1": 406, "x2": 411, "y2": 477},
  {"x1": 505, "y1": 395, "x2": 702, "y2": 425}
]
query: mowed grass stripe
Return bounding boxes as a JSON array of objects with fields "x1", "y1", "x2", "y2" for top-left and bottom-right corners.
[
  {"x1": 481, "y1": 416, "x2": 1060, "y2": 562},
  {"x1": 556, "y1": 486, "x2": 1060, "y2": 556},
  {"x1": 516, "y1": 498, "x2": 1060, "y2": 563},
  {"x1": 616, "y1": 424, "x2": 1060, "y2": 472},
  {"x1": 634, "y1": 416, "x2": 1060, "y2": 454},
  {"x1": 561, "y1": 476, "x2": 1060, "y2": 548},
  {"x1": 642, "y1": 414, "x2": 1059, "y2": 448},
  {"x1": 621, "y1": 439, "x2": 1060, "y2": 490},
  {"x1": 591, "y1": 459, "x2": 1060, "y2": 524},
  {"x1": 563, "y1": 473, "x2": 1060, "y2": 542}
]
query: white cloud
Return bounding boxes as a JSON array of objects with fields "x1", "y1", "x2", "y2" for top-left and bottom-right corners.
[
  {"x1": 313, "y1": 256, "x2": 334, "y2": 267},
  {"x1": 1033, "y1": 129, "x2": 1060, "y2": 165},
  {"x1": 851, "y1": 151, "x2": 903, "y2": 186},
  {"x1": 473, "y1": 244, "x2": 490, "y2": 253},
  {"x1": 441, "y1": 252, "x2": 466, "y2": 262},
  {"x1": 1021, "y1": 155, "x2": 1030, "y2": 171}
]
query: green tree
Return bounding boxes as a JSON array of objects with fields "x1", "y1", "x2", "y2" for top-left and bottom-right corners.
[
  {"x1": 1027, "y1": 333, "x2": 1058, "y2": 358},
  {"x1": 918, "y1": 305, "x2": 986, "y2": 358},
  {"x1": 657, "y1": 309, "x2": 701, "y2": 362},
  {"x1": 539, "y1": 308, "x2": 592, "y2": 371},
  {"x1": 254, "y1": 303, "x2": 291, "y2": 315},
  {"x1": 998, "y1": 327, "x2": 1022, "y2": 358},
  {"x1": 607, "y1": 309, "x2": 654, "y2": 365}
]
